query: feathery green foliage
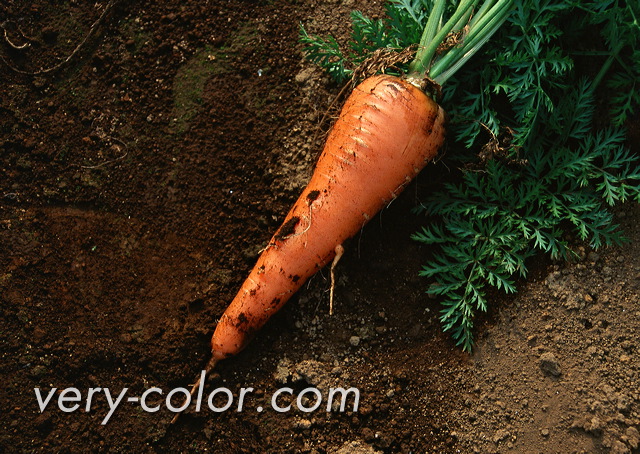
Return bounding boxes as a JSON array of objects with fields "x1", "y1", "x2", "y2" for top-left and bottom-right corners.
[
  {"x1": 414, "y1": 0, "x2": 640, "y2": 349},
  {"x1": 583, "y1": 0, "x2": 640, "y2": 126},
  {"x1": 300, "y1": 0, "x2": 640, "y2": 350}
]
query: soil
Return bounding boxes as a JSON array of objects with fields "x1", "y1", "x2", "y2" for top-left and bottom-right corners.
[{"x1": 1, "y1": 1, "x2": 639, "y2": 453}]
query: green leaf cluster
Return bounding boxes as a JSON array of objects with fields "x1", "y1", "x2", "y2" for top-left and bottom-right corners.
[
  {"x1": 414, "y1": 1, "x2": 640, "y2": 349},
  {"x1": 414, "y1": 113, "x2": 640, "y2": 348},
  {"x1": 299, "y1": 9, "x2": 404, "y2": 84},
  {"x1": 585, "y1": 0, "x2": 640, "y2": 126},
  {"x1": 444, "y1": 0, "x2": 575, "y2": 148}
]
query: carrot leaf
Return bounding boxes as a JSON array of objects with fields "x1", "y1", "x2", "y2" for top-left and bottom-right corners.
[
  {"x1": 415, "y1": 0, "x2": 640, "y2": 350},
  {"x1": 299, "y1": 26, "x2": 350, "y2": 84}
]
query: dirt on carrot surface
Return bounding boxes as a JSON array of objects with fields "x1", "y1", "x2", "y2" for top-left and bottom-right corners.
[{"x1": 1, "y1": 1, "x2": 638, "y2": 453}]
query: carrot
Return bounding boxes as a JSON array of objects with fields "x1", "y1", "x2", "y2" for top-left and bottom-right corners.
[
  {"x1": 170, "y1": 75, "x2": 443, "y2": 424},
  {"x1": 171, "y1": 0, "x2": 514, "y2": 423},
  {"x1": 211, "y1": 74, "x2": 446, "y2": 361}
]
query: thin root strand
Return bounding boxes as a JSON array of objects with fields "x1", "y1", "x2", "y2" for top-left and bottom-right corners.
[
  {"x1": 169, "y1": 356, "x2": 218, "y2": 424},
  {"x1": 329, "y1": 244, "x2": 344, "y2": 316}
]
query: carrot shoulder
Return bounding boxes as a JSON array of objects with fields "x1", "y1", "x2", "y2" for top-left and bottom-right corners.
[{"x1": 211, "y1": 74, "x2": 446, "y2": 360}]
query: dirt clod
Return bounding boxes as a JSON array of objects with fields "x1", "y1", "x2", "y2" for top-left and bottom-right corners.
[
  {"x1": 331, "y1": 440, "x2": 381, "y2": 454},
  {"x1": 539, "y1": 351, "x2": 562, "y2": 377}
]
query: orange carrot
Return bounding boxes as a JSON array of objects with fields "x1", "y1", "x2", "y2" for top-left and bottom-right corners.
[
  {"x1": 170, "y1": 1, "x2": 515, "y2": 423},
  {"x1": 211, "y1": 74, "x2": 446, "y2": 362},
  {"x1": 170, "y1": 75, "x2": 444, "y2": 425}
]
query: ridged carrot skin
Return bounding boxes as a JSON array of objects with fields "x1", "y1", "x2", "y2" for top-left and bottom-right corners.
[{"x1": 211, "y1": 74, "x2": 446, "y2": 360}]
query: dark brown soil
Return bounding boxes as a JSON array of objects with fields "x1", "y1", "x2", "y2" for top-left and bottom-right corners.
[{"x1": 1, "y1": 1, "x2": 638, "y2": 453}]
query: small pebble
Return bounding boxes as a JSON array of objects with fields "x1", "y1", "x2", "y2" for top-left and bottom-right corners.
[
  {"x1": 493, "y1": 429, "x2": 510, "y2": 443},
  {"x1": 293, "y1": 418, "x2": 312, "y2": 430},
  {"x1": 539, "y1": 352, "x2": 562, "y2": 377},
  {"x1": 625, "y1": 427, "x2": 639, "y2": 449},
  {"x1": 31, "y1": 365, "x2": 48, "y2": 377},
  {"x1": 375, "y1": 326, "x2": 387, "y2": 334}
]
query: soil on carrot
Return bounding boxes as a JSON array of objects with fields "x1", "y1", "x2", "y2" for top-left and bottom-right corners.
[{"x1": 1, "y1": 1, "x2": 639, "y2": 453}]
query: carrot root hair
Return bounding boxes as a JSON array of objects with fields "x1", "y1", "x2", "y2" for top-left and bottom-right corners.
[
  {"x1": 329, "y1": 244, "x2": 345, "y2": 316},
  {"x1": 169, "y1": 356, "x2": 219, "y2": 424}
]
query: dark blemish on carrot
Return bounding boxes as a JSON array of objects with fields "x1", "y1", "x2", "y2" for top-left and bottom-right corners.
[
  {"x1": 291, "y1": 275, "x2": 300, "y2": 283},
  {"x1": 307, "y1": 190, "x2": 320, "y2": 204},
  {"x1": 239, "y1": 325, "x2": 258, "y2": 340},
  {"x1": 269, "y1": 297, "x2": 281, "y2": 308},
  {"x1": 424, "y1": 112, "x2": 437, "y2": 134},
  {"x1": 386, "y1": 83, "x2": 400, "y2": 93},
  {"x1": 274, "y1": 216, "x2": 299, "y2": 241},
  {"x1": 249, "y1": 288, "x2": 257, "y2": 296},
  {"x1": 236, "y1": 312, "x2": 249, "y2": 327}
]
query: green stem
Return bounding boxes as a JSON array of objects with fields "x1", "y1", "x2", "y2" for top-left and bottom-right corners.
[
  {"x1": 591, "y1": 41, "x2": 625, "y2": 92},
  {"x1": 586, "y1": 1, "x2": 638, "y2": 91},
  {"x1": 408, "y1": 0, "x2": 514, "y2": 84},
  {"x1": 468, "y1": 0, "x2": 498, "y2": 28},
  {"x1": 409, "y1": 0, "x2": 479, "y2": 75},
  {"x1": 431, "y1": 0, "x2": 513, "y2": 83},
  {"x1": 626, "y1": 1, "x2": 639, "y2": 28},
  {"x1": 418, "y1": 0, "x2": 447, "y2": 63}
]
